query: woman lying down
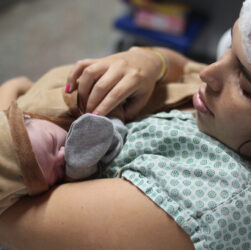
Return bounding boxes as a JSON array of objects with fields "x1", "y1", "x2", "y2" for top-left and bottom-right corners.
[{"x1": 0, "y1": 1, "x2": 251, "y2": 249}]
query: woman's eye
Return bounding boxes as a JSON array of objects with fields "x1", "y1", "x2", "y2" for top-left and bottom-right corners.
[
  {"x1": 242, "y1": 88, "x2": 251, "y2": 97},
  {"x1": 239, "y1": 73, "x2": 251, "y2": 97},
  {"x1": 49, "y1": 132, "x2": 56, "y2": 153}
]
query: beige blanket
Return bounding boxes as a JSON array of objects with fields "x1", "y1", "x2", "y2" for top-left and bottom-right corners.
[{"x1": 17, "y1": 62, "x2": 206, "y2": 123}]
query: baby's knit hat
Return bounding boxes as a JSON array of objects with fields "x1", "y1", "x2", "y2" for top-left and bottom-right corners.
[
  {"x1": 239, "y1": 0, "x2": 251, "y2": 63},
  {"x1": 0, "y1": 102, "x2": 49, "y2": 215}
]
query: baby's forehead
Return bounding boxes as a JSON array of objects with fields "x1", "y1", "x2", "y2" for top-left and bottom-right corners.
[
  {"x1": 24, "y1": 117, "x2": 53, "y2": 134},
  {"x1": 24, "y1": 116, "x2": 52, "y2": 126},
  {"x1": 23, "y1": 116, "x2": 38, "y2": 128}
]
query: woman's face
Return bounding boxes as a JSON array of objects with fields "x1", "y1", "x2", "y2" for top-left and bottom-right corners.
[
  {"x1": 25, "y1": 118, "x2": 67, "y2": 186},
  {"x1": 194, "y1": 19, "x2": 251, "y2": 157}
]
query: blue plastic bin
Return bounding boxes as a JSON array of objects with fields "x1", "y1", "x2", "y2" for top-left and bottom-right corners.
[{"x1": 114, "y1": 12, "x2": 206, "y2": 53}]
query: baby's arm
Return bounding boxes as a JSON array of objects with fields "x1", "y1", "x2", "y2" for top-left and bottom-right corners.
[{"x1": 0, "y1": 77, "x2": 33, "y2": 110}]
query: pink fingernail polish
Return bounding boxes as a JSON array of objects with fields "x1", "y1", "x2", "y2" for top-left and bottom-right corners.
[
  {"x1": 92, "y1": 111, "x2": 100, "y2": 116},
  {"x1": 65, "y1": 83, "x2": 71, "y2": 93}
]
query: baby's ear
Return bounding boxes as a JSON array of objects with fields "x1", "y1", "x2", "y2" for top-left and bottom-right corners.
[{"x1": 238, "y1": 140, "x2": 251, "y2": 158}]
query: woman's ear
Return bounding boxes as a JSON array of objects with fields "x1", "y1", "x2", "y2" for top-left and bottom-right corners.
[{"x1": 238, "y1": 139, "x2": 251, "y2": 158}]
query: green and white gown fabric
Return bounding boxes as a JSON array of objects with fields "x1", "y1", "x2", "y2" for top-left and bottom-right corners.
[{"x1": 100, "y1": 110, "x2": 251, "y2": 250}]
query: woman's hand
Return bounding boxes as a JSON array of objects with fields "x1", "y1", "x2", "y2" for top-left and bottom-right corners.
[{"x1": 66, "y1": 47, "x2": 163, "y2": 120}]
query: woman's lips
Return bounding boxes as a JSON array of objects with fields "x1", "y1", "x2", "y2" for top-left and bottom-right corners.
[{"x1": 193, "y1": 91, "x2": 213, "y2": 116}]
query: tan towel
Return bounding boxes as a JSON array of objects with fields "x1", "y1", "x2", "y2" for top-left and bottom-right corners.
[
  {"x1": 0, "y1": 61, "x2": 206, "y2": 214},
  {"x1": 17, "y1": 65, "x2": 79, "y2": 118},
  {"x1": 17, "y1": 61, "x2": 206, "y2": 121},
  {"x1": 0, "y1": 103, "x2": 49, "y2": 215},
  {"x1": 140, "y1": 61, "x2": 206, "y2": 115}
]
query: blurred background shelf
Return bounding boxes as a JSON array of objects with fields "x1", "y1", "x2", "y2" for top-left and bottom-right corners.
[
  {"x1": 114, "y1": 12, "x2": 206, "y2": 53},
  {"x1": 113, "y1": 0, "x2": 243, "y2": 63},
  {"x1": 0, "y1": 0, "x2": 120, "y2": 82},
  {"x1": 0, "y1": 0, "x2": 244, "y2": 82}
]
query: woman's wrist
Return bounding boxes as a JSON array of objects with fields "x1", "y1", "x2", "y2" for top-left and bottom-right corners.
[
  {"x1": 128, "y1": 46, "x2": 166, "y2": 83},
  {"x1": 150, "y1": 48, "x2": 168, "y2": 83},
  {"x1": 129, "y1": 46, "x2": 168, "y2": 84}
]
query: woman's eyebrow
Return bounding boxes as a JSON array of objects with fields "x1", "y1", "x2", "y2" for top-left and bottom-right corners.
[
  {"x1": 231, "y1": 25, "x2": 251, "y2": 83},
  {"x1": 238, "y1": 58, "x2": 251, "y2": 83}
]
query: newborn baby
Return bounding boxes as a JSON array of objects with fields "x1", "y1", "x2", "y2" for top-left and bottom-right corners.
[
  {"x1": 27, "y1": 112, "x2": 127, "y2": 183},
  {"x1": 0, "y1": 102, "x2": 127, "y2": 215}
]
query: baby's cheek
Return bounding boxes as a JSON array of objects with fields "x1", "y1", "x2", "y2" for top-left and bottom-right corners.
[
  {"x1": 38, "y1": 162, "x2": 54, "y2": 186},
  {"x1": 34, "y1": 154, "x2": 56, "y2": 186}
]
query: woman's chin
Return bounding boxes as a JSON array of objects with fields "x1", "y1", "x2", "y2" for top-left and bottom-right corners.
[
  {"x1": 195, "y1": 111, "x2": 208, "y2": 132},
  {"x1": 195, "y1": 113, "x2": 218, "y2": 140}
]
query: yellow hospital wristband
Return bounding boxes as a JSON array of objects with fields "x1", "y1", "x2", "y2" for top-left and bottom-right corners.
[{"x1": 143, "y1": 47, "x2": 168, "y2": 83}]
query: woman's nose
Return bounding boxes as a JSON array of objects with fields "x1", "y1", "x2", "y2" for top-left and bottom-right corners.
[{"x1": 199, "y1": 62, "x2": 223, "y2": 93}]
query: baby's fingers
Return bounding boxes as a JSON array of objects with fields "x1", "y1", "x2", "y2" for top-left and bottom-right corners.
[{"x1": 66, "y1": 59, "x2": 95, "y2": 92}]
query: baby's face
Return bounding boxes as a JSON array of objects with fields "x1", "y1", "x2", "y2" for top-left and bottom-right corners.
[{"x1": 25, "y1": 118, "x2": 67, "y2": 186}]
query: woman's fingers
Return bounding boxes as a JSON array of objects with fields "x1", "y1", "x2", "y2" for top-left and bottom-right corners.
[
  {"x1": 90, "y1": 73, "x2": 140, "y2": 116},
  {"x1": 67, "y1": 47, "x2": 163, "y2": 117},
  {"x1": 85, "y1": 64, "x2": 125, "y2": 113},
  {"x1": 77, "y1": 62, "x2": 109, "y2": 109},
  {"x1": 67, "y1": 59, "x2": 95, "y2": 91},
  {"x1": 123, "y1": 89, "x2": 153, "y2": 120}
]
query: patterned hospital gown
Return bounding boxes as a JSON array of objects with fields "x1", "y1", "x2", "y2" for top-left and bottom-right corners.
[{"x1": 100, "y1": 110, "x2": 251, "y2": 250}]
